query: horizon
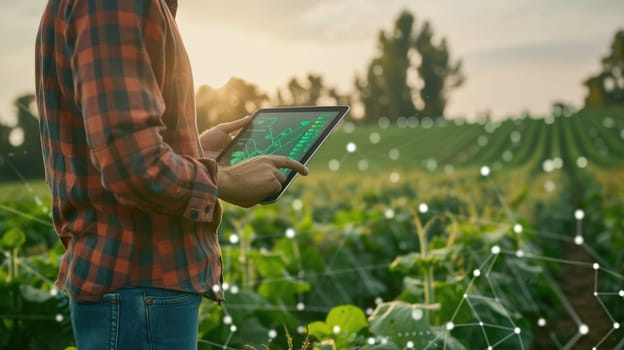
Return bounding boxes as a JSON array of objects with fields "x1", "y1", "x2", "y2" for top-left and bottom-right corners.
[{"x1": 1, "y1": 0, "x2": 623, "y2": 124}]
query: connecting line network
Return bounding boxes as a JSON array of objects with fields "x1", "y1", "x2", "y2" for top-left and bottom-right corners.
[{"x1": 1, "y1": 119, "x2": 624, "y2": 349}]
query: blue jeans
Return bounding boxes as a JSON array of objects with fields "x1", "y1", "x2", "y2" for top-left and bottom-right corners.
[{"x1": 70, "y1": 287, "x2": 202, "y2": 350}]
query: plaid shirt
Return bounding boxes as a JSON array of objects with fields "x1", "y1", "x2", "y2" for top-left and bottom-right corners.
[{"x1": 35, "y1": 0, "x2": 224, "y2": 302}]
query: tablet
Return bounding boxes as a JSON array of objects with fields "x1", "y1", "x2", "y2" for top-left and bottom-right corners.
[{"x1": 216, "y1": 105, "x2": 350, "y2": 204}]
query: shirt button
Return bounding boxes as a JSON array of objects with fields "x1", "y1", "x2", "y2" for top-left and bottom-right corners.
[
  {"x1": 145, "y1": 297, "x2": 153, "y2": 305},
  {"x1": 204, "y1": 205, "x2": 211, "y2": 214},
  {"x1": 190, "y1": 209, "x2": 199, "y2": 220}
]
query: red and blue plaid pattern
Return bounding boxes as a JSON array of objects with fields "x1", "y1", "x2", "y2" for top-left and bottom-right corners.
[{"x1": 35, "y1": 0, "x2": 224, "y2": 302}]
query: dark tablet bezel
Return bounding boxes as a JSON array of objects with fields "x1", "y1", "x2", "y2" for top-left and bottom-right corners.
[{"x1": 216, "y1": 105, "x2": 350, "y2": 204}]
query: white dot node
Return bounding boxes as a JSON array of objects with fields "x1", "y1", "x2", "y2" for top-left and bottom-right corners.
[
  {"x1": 479, "y1": 321, "x2": 484, "y2": 326},
  {"x1": 342, "y1": 121, "x2": 355, "y2": 133},
  {"x1": 369, "y1": 132, "x2": 381, "y2": 144},
  {"x1": 285, "y1": 228, "x2": 296, "y2": 239},
  {"x1": 388, "y1": 148, "x2": 400, "y2": 160},
  {"x1": 332, "y1": 325, "x2": 341, "y2": 334},
  {"x1": 502, "y1": 150, "x2": 513, "y2": 162},
  {"x1": 516, "y1": 250, "x2": 524, "y2": 258},
  {"x1": 378, "y1": 117, "x2": 390, "y2": 129},
  {"x1": 579, "y1": 324, "x2": 589, "y2": 335},
  {"x1": 384, "y1": 208, "x2": 395, "y2": 219},
  {"x1": 425, "y1": 158, "x2": 438, "y2": 171},
  {"x1": 406, "y1": 341, "x2": 414, "y2": 348},
  {"x1": 222, "y1": 282, "x2": 230, "y2": 291},
  {"x1": 297, "y1": 326, "x2": 305, "y2": 334},
  {"x1": 544, "y1": 180, "x2": 556, "y2": 192},
  {"x1": 346, "y1": 142, "x2": 357, "y2": 153},
  {"x1": 212, "y1": 284, "x2": 221, "y2": 293},
  {"x1": 412, "y1": 308, "x2": 423, "y2": 320},
  {"x1": 230, "y1": 285, "x2": 239, "y2": 294},
  {"x1": 473, "y1": 269, "x2": 481, "y2": 277},
  {"x1": 593, "y1": 292, "x2": 598, "y2": 296},
  {"x1": 229, "y1": 234, "x2": 239, "y2": 244},
  {"x1": 292, "y1": 199, "x2": 303, "y2": 211},
  {"x1": 381, "y1": 337, "x2": 389, "y2": 345},
  {"x1": 552, "y1": 157, "x2": 563, "y2": 169},
  {"x1": 574, "y1": 235, "x2": 584, "y2": 245},
  {"x1": 446, "y1": 322, "x2": 455, "y2": 331},
  {"x1": 296, "y1": 302, "x2": 305, "y2": 311},
  {"x1": 367, "y1": 337, "x2": 376, "y2": 345},
  {"x1": 268, "y1": 329, "x2": 277, "y2": 339},
  {"x1": 487, "y1": 347, "x2": 492, "y2": 350},
  {"x1": 593, "y1": 263, "x2": 599, "y2": 270},
  {"x1": 491, "y1": 245, "x2": 501, "y2": 254},
  {"x1": 614, "y1": 322, "x2": 620, "y2": 329},
  {"x1": 357, "y1": 159, "x2": 369, "y2": 171},
  {"x1": 389, "y1": 171, "x2": 401, "y2": 183},
  {"x1": 55, "y1": 314, "x2": 64, "y2": 323},
  {"x1": 223, "y1": 315, "x2": 232, "y2": 325},
  {"x1": 514, "y1": 327, "x2": 521, "y2": 334},
  {"x1": 541, "y1": 159, "x2": 553, "y2": 173},
  {"x1": 619, "y1": 290, "x2": 624, "y2": 297},
  {"x1": 50, "y1": 287, "x2": 58, "y2": 297},
  {"x1": 537, "y1": 318, "x2": 546, "y2": 327},
  {"x1": 374, "y1": 297, "x2": 383, "y2": 305},
  {"x1": 366, "y1": 308, "x2": 374, "y2": 316},
  {"x1": 418, "y1": 203, "x2": 429, "y2": 213},
  {"x1": 574, "y1": 209, "x2": 585, "y2": 220},
  {"x1": 328, "y1": 159, "x2": 340, "y2": 172},
  {"x1": 480, "y1": 166, "x2": 490, "y2": 177},
  {"x1": 230, "y1": 325, "x2": 237, "y2": 333},
  {"x1": 576, "y1": 156, "x2": 588, "y2": 168},
  {"x1": 513, "y1": 224, "x2": 523, "y2": 234},
  {"x1": 463, "y1": 293, "x2": 468, "y2": 299},
  {"x1": 478, "y1": 135, "x2": 488, "y2": 146}
]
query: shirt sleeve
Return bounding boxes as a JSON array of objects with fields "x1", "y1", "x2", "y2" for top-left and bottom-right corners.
[{"x1": 68, "y1": 0, "x2": 218, "y2": 222}]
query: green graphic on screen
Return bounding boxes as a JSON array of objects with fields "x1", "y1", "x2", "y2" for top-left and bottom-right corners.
[{"x1": 222, "y1": 111, "x2": 336, "y2": 168}]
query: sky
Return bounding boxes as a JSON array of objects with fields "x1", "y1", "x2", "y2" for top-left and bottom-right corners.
[{"x1": 1, "y1": 0, "x2": 623, "y2": 124}]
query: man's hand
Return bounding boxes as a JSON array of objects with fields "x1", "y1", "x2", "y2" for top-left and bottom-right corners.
[
  {"x1": 199, "y1": 115, "x2": 252, "y2": 159},
  {"x1": 218, "y1": 155, "x2": 309, "y2": 207}
]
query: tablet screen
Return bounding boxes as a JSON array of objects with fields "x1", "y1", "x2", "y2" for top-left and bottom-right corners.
[{"x1": 216, "y1": 106, "x2": 350, "y2": 203}]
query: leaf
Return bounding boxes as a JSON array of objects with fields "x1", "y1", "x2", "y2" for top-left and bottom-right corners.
[
  {"x1": 390, "y1": 248, "x2": 453, "y2": 273},
  {"x1": 307, "y1": 321, "x2": 331, "y2": 340},
  {"x1": 20, "y1": 284, "x2": 53, "y2": 303},
  {"x1": 325, "y1": 304, "x2": 368, "y2": 335},
  {"x1": 1, "y1": 228, "x2": 26, "y2": 250},
  {"x1": 368, "y1": 301, "x2": 435, "y2": 349},
  {"x1": 249, "y1": 251, "x2": 286, "y2": 278},
  {"x1": 257, "y1": 278, "x2": 310, "y2": 304},
  {"x1": 307, "y1": 305, "x2": 368, "y2": 349}
]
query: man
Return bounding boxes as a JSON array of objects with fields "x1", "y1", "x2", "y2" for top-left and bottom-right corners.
[{"x1": 35, "y1": 0, "x2": 307, "y2": 349}]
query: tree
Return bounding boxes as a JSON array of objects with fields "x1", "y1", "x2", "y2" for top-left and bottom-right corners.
[
  {"x1": 276, "y1": 74, "x2": 326, "y2": 106},
  {"x1": 584, "y1": 29, "x2": 624, "y2": 108},
  {"x1": 274, "y1": 73, "x2": 352, "y2": 109},
  {"x1": 195, "y1": 77, "x2": 269, "y2": 132},
  {"x1": 415, "y1": 22, "x2": 464, "y2": 119},
  {"x1": 356, "y1": 10, "x2": 464, "y2": 122}
]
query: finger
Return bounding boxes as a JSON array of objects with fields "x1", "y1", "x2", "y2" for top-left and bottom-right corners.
[
  {"x1": 218, "y1": 115, "x2": 252, "y2": 133},
  {"x1": 268, "y1": 156, "x2": 309, "y2": 176},
  {"x1": 271, "y1": 178, "x2": 283, "y2": 194},
  {"x1": 274, "y1": 169, "x2": 287, "y2": 183}
]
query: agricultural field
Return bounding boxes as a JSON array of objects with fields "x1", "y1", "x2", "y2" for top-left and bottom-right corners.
[{"x1": 1, "y1": 108, "x2": 624, "y2": 349}]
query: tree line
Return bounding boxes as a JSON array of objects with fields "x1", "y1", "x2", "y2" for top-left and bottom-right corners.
[
  {"x1": 1, "y1": 11, "x2": 622, "y2": 182},
  {"x1": 196, "y1": 10, "x2": 464, "y2": 127}
]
